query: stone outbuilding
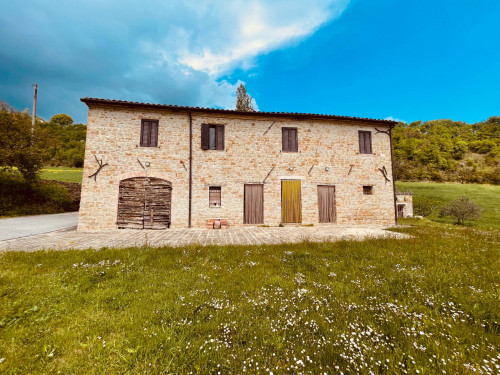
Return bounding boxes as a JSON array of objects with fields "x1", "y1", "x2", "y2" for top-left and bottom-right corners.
[
  {"x1": 78, "y1": 98, "x2": 398, "y2": 231},
  {"x1": 395, "y1": 192, "x2": 414, "y2": 218}
]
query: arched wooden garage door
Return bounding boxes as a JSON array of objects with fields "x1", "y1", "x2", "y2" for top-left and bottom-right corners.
[{"x1": 117, "y1": 177, "x2": 172, "y2": 229}]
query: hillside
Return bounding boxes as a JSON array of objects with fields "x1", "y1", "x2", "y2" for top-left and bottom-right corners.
[{"x1": 393, "y1": 117, "x2": 500, "y2": 184}]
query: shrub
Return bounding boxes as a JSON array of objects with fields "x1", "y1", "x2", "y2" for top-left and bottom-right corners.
[
  {"x1": 0, "y1": 171, "x2": 73, "y2": 216},
  {"x1": 413, "y1": 196, "x2": 441, "y2": 217},
  {"x1": 439, "y1": 196, "x2": 482, "y2": 224}
]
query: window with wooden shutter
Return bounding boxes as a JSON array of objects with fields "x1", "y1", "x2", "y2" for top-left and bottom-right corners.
[
  {"x1": 209, "y1": 186, "x2": 222, "y2": 206},
  {"x1": 359, "y1": 130, "x2": 372, "y2": 154},
  {"x1": 140, "y1": 119, "x2": 159, "y2": 147},
  {"x1": 282, "y1": 127, "x2": 298, "y2": 152},
  {"x1": 201, "y1": 123, "x2": 210, "y2": 150},
  {"x1": 201, "y1": 124, "x2": 225, "y2": 150}
]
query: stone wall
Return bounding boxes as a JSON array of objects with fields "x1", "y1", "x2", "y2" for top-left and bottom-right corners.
[{"x1": 78, "y1": 104, "x2": 396, "y2": 231}]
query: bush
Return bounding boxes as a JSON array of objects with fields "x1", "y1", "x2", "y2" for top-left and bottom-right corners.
[
  {"x1": 0, "y1": 171, "x2": 73, "y2": 216},
  {"x1": 439, "y1": 196, "x2": 482, "y2": 224},
  {"x1": 413, "y1": 196, "x2": 441, "y2": 217}
]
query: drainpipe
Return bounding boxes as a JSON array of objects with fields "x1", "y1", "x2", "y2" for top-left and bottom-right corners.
[
  {"x1": 389, "y1": 125, "x2": 398, "y2": 225},
  {"x1": 188, "y1": 112, "x2": 193, "y2": 228}
]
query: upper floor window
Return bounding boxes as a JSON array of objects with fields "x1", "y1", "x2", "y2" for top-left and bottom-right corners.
[
  {"x1": 140, "y1": 119, "x2": 159, "y2": 147},
  {"x1": 282, "y1": 127, "x2": 298, "y2": 152},
  {"x1": 201, "y1": 124, "x2": 225, "y2": 150},
  {"x1": 363, "y1": 186, "x2": 373, "y2": 195},
  {"x1": 358, "y1": 130, "x2": 372, "y2": 154}
]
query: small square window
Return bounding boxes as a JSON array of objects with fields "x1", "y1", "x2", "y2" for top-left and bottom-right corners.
[
  {"x1": 363, "y1": 186, "x2": 373, "y2": 195},
  {"x1": 209, "y1": 186, "x2": 222, "y2": 206}
]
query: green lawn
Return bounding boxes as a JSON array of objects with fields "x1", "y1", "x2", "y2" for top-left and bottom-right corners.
[
  {"x1": 40, "y1": 167, "x2": 83, "y2": 184},
  {"x1": 396, "y1": 181, "x2": 500, "y2": 229},
  {"x1": 0, "y1": 224, "x2": 498, "y2": 374}
]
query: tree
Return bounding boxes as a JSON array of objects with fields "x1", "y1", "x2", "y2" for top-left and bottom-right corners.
[
  {"x1": 50, "y1": 113, "x2": 74, "y2": 127},
  {"x1": 235, "y1": 84, "x2": 254, "y2": 112},
  {"x1": 0, "y1": 103, "x2": 53, "y2": 181},
  {"x1": 439, "y1": 196, "x2": 482, "y2": 224}
]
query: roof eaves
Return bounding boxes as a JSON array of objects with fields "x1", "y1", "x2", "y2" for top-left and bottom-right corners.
[{"x1": 80, "y1": 98, "x2": 397, "y2": 125}]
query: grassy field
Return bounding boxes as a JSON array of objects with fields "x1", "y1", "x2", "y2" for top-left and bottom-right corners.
[
  {"x1": 40, "y1": 167, "x2": 83, "y2": 184},
  {"x1": 0, "y1": 224, "x2": 498, "y2": 374},
  {"x1": 396, "y1": 182, "x2": 500, "y2": 229}
]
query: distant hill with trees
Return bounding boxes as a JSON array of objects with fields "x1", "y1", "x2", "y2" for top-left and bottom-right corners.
[{"x1": 393, "y1": 117, "x2": 500, "y2": 184}]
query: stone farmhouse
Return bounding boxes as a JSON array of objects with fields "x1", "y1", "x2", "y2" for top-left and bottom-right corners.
[{"x1": 78, "y1": 98, "x2": 398, "y2": 231}]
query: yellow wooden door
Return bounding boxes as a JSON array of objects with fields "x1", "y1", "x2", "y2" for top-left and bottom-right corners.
[{"x1": 281, "y1": 180, "x2": 302, "y2": 223}]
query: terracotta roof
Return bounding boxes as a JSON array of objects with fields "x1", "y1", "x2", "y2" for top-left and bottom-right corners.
[{"x1": 80, "y1": 97, "x2": 397, "y2": 125}]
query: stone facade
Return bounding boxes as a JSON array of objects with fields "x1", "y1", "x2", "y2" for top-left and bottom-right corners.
[
  {"x1": 395, "y1": 192, "x2": 414, "y2": 218},
  {"x1": 78, "y1": 99, "x2": 397, "y2": 231}
]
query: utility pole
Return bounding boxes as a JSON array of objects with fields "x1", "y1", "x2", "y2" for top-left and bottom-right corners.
[{"x1": 31, "y1": 83, "x2": 38, "y2": 138}]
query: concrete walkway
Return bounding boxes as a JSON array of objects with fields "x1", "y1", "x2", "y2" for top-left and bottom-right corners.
[
  {"x1": 0, "y1": 212, "x2": 78, "y2": 241},
  {"x1": 0, "y1": 225, "x2": 410, "y2": 252}
]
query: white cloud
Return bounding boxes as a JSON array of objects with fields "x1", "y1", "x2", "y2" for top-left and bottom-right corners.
[
  {"x1": 385, "y1": 116, "x2": 406, "y2": 123},
  {"x1": 0, "y1": 0, "x2": 350, "y2": 121},
  {"x1": 154, "y1": 0, "x2": 351, "y2": 76}
]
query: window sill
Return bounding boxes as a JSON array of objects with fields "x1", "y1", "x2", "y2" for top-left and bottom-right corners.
[{"x1": 209, "y1": 206, "x2": 223, "y2": 208}]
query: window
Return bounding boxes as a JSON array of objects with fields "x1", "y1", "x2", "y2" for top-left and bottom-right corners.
[
  {"x1": 140, "y1": 119, "x2": 159, "y2": 147},
  {"x1": 358, "y1": 130, "x2": 372, "y2": 154},
  {"x1": 282, "y1": 127, "x2": 298, "y2": 152},
  {"x1": 363, "y1": 186, "x2": 373, "y2": 195},
  {"x1": 201, "y1": 124, "x2": 225, "y2": 150},
  {"x1": 209, "y1": 186, "x2": 222, "y2": 206}
]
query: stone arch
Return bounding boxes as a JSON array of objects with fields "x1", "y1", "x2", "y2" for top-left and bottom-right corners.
[{"x1": 117, "y1": 170, "x2": 174, "y2": 183}]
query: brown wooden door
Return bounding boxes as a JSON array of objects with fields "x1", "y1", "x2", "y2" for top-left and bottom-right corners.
[
  {"x1": 117, "y1": 177, "x2": 172, "y2": 229},
  {"x1": 318, "y1": 185, "x2": 336, "y2": 223},
  {"x1": 281, "y1": 180, "x2": 302, "y2": 223},
  {"x1": 244, "y1": 184, "x2": 264, "y2": 224},
  {"x1": 143, "y1": 178, "x2": 172, "y2": 229}
]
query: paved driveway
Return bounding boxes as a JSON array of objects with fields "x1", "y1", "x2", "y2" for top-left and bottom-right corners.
[
  {"x1": 0, "y1": 212, "x2": 78, "y2": 241},
  {"x1": 0, "y1": 225, "x2": 409, "y2": 252}
]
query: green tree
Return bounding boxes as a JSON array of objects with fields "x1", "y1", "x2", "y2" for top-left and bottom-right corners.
[
  {"x1": 50, "y1": 113, "x2": 74, "y2": 127},
  {"x1": 235, "y1": 84, "x2": 254, "y2": 112},
  {"x1": 0, "y1": 103, "x2": 53, "y2": 181},
  {"x1": 440, "y1": 196, "x2": 482, "y2": 224}
]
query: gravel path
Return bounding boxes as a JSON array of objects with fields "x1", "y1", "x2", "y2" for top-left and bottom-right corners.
[{"x1": 0, "y1": 225, "x2": 410, "y2": 252}]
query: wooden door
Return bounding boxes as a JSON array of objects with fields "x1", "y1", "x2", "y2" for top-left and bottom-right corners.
[
  {"x1": 143, "y1": 178, "x2": 172, "y2": 229},
  {"x1": 244, "y1": 184, "x2": 264, "y2": 224},
  {"x1": 318, "y1": 185, "x2": 336, "y2": 223},
  {"x1": 281, "y1": 180, "x2": 302, "y2": 223},
  {"x1": 117, "y1": 177, "x2": 171, "y2": 229}
]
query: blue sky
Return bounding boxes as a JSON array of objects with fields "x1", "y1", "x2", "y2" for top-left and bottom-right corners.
[{"x1": 1, "y1": 0, "x2": 499, "y2": 124}]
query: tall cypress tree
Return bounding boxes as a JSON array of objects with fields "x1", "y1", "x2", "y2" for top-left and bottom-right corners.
[{"x1": 235, "y1": 84, "x2": 254, "y2": 111}]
